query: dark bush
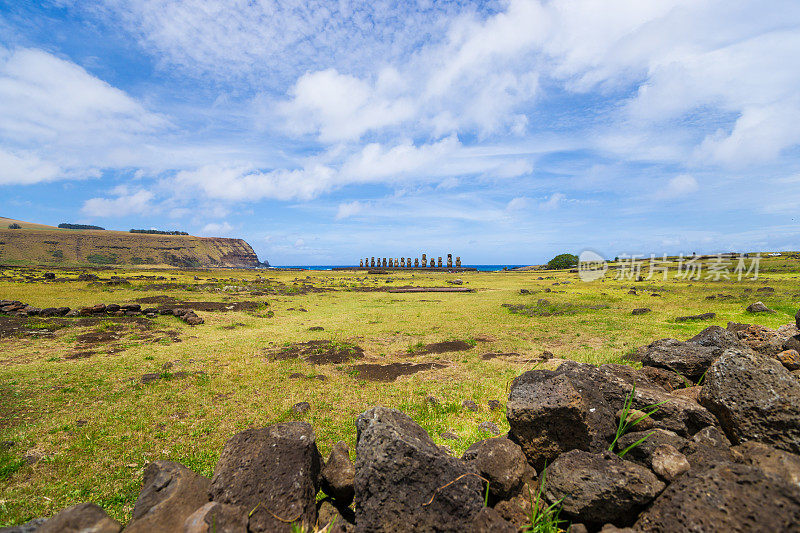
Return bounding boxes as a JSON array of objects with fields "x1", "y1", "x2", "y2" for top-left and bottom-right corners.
[
  {"x1": 547, "y1": 253, "x2": 579, "y2": 270},
  {"x1": 86, "y1": 254, "x2": 118, "y2": 264},
  {"x1": 7, "y1": 223, "x2": 21, "y2": 229},
  {"x1": 129, "y1": 229, "x2": 189, "y2": 235},
  {"x1": 58, "y1": 223, "x2": 105, "y2": 230}
]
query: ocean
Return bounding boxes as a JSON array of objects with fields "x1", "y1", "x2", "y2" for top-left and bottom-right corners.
[{"x1": 268, "y1": 265, "x2": 528, "y2": 272}]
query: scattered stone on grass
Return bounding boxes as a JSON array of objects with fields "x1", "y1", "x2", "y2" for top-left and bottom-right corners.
[
  {"x1": 746, "y1": 301, "x2": 775, "y2": 313},
  {"x1": 674, "y1": 312, "x2": 716, "y2": 322},
  {"x1": 292, "y1": 401, "x2": 311, "y2": 415},
  {"x1": 479, "y1": 421, "x2": 501, "y2": 435},
  {"x1": 632, "y1": 308, "x2": 651, "y2": 315},
  {"x1": 462, "y1": 400, "x2": 479, "y2": 412}
]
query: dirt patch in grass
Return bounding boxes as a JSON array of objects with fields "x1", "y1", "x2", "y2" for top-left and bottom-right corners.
[
  {"x1": 267, "y1": 340, "x2": 364, "y2": 364},
  {"x1": 409, "y1": 340, "x2": 475, "y2": 355},
  {"x1": 481, "y1": 352, "x2": 521, "y2": 360},
  {"x1": 352, "y1": 362, "x2": 446, "y2": 382},
  {"x1": 135, "y1": 295, "x2": 262, "y2": 312},
  {"x1": 73, "y1": 321, "x2": 180, "y2": 356},
  {"x1": 66, "y1": 350, "x2": 96, "y2": 360}
]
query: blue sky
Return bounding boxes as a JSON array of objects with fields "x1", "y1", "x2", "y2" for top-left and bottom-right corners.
[{"x1": 1, "y1": 0, "x2": 800, "y2": 265}]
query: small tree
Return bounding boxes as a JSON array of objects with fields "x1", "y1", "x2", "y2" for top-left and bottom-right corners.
[
  {"x1": 547, "y1": 253, "x2": 578, "y2": 270},
  {"x1": 8, "y1": 223, "x2": 21, "y2": 229}
]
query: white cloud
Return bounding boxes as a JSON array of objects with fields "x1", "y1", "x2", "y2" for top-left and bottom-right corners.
[
  {"x1": 201, "y1": 221, "x2": 234, "y2": 236},
  {"x1": 82, "y1": 189, "x2": 155, "y2": 217},
  {"x1": 0, "y1": 148, "x2": 61, "y2": 185},
  {"x1": 73, "y1": 0, "x2": 464, "y2": 84},
  {"x1": 280, "y1": 69, "x2": 415, "y2": 142},
  {"x1": 0, "y1": 47, "x2": 169, "y2": 185},
  {"x1": 0, "y1": 47, "x2": 165, "y2": 144},
  {"x1": 540, "y1": 192, "x2": 566, "y2": 210},
  {"x1": 171, "y1": 163, "x2": 336, "y2": 202},
  {"x1": 335, "y1": 201, "x2": 365, "y2": 220},
  {"x1": 655, "y1": 174, "x2": 698, "y2": 200},
  {"x1": 506, "y1": 197, "x2": 530, "y2": 211}
]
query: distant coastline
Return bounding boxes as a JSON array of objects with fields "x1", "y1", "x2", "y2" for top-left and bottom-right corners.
[{"x1": 269, "y1": 264, "x2": 530, "y2": 272}]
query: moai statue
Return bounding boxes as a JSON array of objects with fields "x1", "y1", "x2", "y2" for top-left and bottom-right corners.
[
  {"x1": 414, "y1": 258, "x2": 419, "y2": 267},
  {"x1": 437, "y1": 257, "x2": 442, "y2": 267},
  {"x1": 371, "y1": 257, "x2": 375, "y2": 267},
  {"x1": 430, "y1": 258, "x2": 435, "y2": 267},
  {"x1": 407, "y1": 257, "x2": 411, "y2": 268},
  {"x1": 382, "y1": 258, "x2": 387, "y2": 267},
  {"x1": 447, "y1": 254, "x2": 453, "y2": 268},
  {"x1": 395, "y1": 258, "x2": 399, "y2": 267},
  {"x1": 401, "y1": 258, "x2": 405, "y2": 267},
  {"x1": 421, "y1": 253, "x2": 427, "y2": 267},
  {"x1": 456, "y1": 257, "x2": 461, "y2": 267},
  {"x1": 360, "y1": 259, "x2": 364, "y2": 267}
]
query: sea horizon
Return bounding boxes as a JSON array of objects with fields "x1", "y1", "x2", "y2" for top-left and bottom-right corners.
[{"x1": 267, "y1": 264, "x2": 532, "y2": 272}]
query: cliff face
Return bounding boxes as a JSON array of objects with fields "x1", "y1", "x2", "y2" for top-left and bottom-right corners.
[{"x1": 0, "y1": 227, "x2": 263, "y2": 268}]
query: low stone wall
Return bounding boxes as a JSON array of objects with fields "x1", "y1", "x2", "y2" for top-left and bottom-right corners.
[{"x1": 0, "y1": 299, "x2": 204, "y2": 325}]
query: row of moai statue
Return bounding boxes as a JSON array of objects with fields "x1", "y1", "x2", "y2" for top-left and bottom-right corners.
[{"x1": 359, "y1": 254, "x2": 461, "y2": 268}]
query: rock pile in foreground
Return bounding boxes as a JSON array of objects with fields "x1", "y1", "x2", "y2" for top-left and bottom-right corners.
[{"x1": 7, "y1": 321, "x2": 800, "y2": 532}]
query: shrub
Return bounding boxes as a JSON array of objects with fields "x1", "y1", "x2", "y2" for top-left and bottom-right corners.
[
  {"x1": 7, "y1": 223, "x2": 21, "y2": 229},
  {"x1": 130, "y1": 229, "x2": 189, "y2": 235},
  {"x1": 58, "y1": 223, "x2": 105, "y2": 230},
  {"x1": 86, "y1": 253, "x2": 118, "y2": 264},
  {"x1": 546, "y1": 253, "x2": 578, "y2": 270}
]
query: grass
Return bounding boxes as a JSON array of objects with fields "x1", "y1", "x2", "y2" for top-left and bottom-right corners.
[
  {"x1": 609, "y1": 383, "x2": 668, "y2": 457},
  {"x1": 1, "y1": 258, "x2": 799, "y2": 526},
  {"x1": 522, "y1": 465, "x2": 564, "y2": 533}
]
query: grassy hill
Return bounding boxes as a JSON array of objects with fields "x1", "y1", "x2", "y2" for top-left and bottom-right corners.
[{"x1": 0, "y1": 218, "x2": 261, "y2": 268}]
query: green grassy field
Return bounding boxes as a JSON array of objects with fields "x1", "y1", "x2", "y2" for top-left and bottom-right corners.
[{"x1": 1, "y1": 258, "x2": 799, "y2": 526}]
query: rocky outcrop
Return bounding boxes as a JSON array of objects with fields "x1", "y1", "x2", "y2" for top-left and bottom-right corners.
[
  {"x1": 462, "y1": 437, "x2": 528, "y2": 501},
  {"x1": 0, "y1": 225, "x2": 263, "y2": 268},
  {"x1": 124, "y1": 461, "x2": 210, "y2": 533},
  {"x1": 209, "y1": 422, "x2": 322, "y2": 533},
  {"x1": 634, "y1": 463, "x2": 800, "y2": 532},
  {"x1": 354, "y1": 406, "x2": 485, "y2": 532},
  {"x1": 321, "y1": 441, "x2": 355, "y2": 506},
  {"x1": 37, "y1": 503, "x2": 121, "y2": 533},
  {"x1": 544, "y1": 450, "x2": 664, "y2": 526},
  {"x1": 699, "y1": 348, "x2": 800, "y2": 453}
]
